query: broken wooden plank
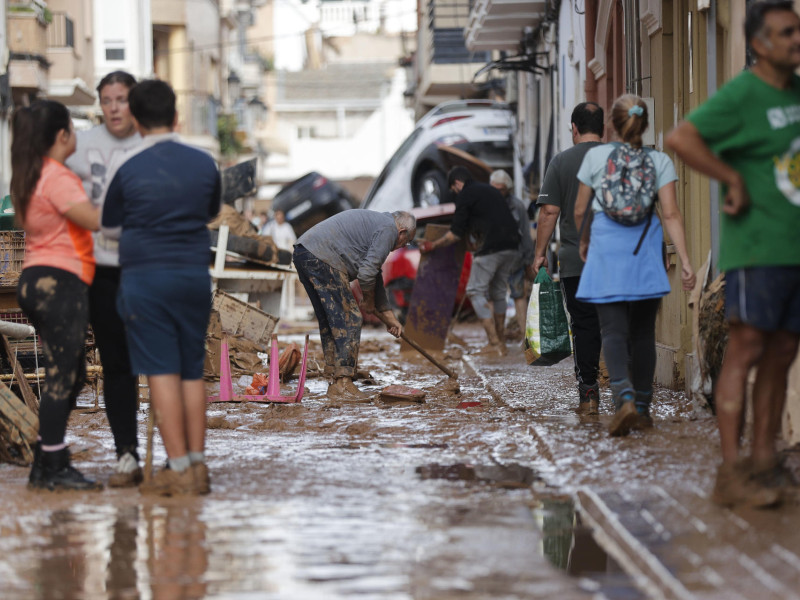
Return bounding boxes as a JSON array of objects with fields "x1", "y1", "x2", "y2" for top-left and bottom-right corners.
[
  {"x1": 0, "y1": 380, "x2": 38, "y2": 446},
  {"x1": 0, "y1": 334, "x2": 38, "y2": 414}
]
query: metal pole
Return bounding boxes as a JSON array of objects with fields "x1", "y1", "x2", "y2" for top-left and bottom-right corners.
[{"x1": 706, "y1": 0, "x2": 720, "y2": 275}]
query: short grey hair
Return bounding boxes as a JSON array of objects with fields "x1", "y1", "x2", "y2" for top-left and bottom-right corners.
[
  {"x1": 490, "y1": 170, "x2": 513, "y2": 189},
  {"x1": 392, "y1": 210, "x2": 417, "y2": 238}
]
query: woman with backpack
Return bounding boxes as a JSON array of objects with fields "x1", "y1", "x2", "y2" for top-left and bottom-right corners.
[
  {"x1": 573, "y1": 94, "x2": 695, "y2": 437},
  {"x1": 11, "y1": 100, "x2": 101, "y2": 489}
]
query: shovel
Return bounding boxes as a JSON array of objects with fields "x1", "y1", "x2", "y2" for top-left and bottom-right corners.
[{"x1": 375, "y1": 312, "x2": 457, "y2": 380}]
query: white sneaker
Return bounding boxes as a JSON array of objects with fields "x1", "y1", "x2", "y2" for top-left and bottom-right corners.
[{"x1": 108, "y1": 452, "x2": 143, "y2": 488}]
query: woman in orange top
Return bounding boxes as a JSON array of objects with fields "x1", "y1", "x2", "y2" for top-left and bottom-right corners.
[{"x1": 11, "y1": 100, "x2": 100, "y2": 491}]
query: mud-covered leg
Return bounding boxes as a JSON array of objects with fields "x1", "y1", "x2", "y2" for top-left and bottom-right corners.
[{"x1": 17, "y1": 268, "x2": 100, "y2": 491}]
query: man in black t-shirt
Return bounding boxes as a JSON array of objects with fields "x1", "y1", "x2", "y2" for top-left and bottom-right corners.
[
  {"x1": 534, "y1": 102, "x2": 604, "y2": 415},
  {"x1": 420, "y1": 166, "x2": 520, "y2": 355}
]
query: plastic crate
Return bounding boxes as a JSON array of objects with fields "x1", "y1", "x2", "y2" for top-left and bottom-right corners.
[
  {"x1": 0, "y1": 231, "x2": 25, "y2": 288},
  {"x1": 211, "y1": 289, "x2": 279, "y2": 348}
]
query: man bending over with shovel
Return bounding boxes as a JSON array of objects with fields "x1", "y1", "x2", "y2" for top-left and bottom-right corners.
[{"x1": 293, "y1": 210, "x2": 415, "y2": 401}]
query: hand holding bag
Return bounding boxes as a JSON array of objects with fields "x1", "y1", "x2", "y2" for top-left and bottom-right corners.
[{"x1": 524, "y1": 268, "x2": 572, "y2": 366}]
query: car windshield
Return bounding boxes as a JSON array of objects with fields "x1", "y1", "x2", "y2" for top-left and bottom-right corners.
[
  {"x1": 386, "y1": 127, "x2": 423, "y2": 172},
  {"x1": 362, "y1": 128, "x2": 423, "y2": 207}
]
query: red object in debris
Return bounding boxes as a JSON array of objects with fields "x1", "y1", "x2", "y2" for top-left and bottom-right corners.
[{"x1": 457, "y1": 401, "x2": 482, "y2": 408}]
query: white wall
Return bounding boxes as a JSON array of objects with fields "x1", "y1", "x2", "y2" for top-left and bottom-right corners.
[
  {"x1": 273, "y1": 0, "x2": 319, "y2": 72},
  {"x1": 93, "y1": 0, "x2": 153, "y2": 83},
  {"x1": 266, "y1": 68, "x2": 413, "y2": 180},
  {"x1": 556, "y1": 0, "x2": 587, "y2": 153},
  {"x1": 319, "y1": 0, "x2": 416, "y2": 36}
]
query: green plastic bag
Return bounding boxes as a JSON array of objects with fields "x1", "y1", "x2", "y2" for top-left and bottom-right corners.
[
  {"x1": 0, "y1": 195, "x2": 15, "y2": 231},
  {"x1": 524, "y1": 268, "x2": 572, "y2": 366}
]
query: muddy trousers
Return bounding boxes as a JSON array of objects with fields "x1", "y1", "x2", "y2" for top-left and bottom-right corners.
[
  {"x1": 595, "y1": 299, "x2": 661, "y2": 396},
  {"x1": 17, "y1": 267, "x2": 89, "y2": 446},
  {"x1": 466, "y1": 249, "x2": 518, "y2": 320},
  {"x1": 293, "y1": 245, "x2": 362, "y2": 378},
  {"x1": 561, "y1": 277, "x2": 602, "y2": 387},
  {"x1": 89, "y1": 266, "x2": 139, "y2": 460}
]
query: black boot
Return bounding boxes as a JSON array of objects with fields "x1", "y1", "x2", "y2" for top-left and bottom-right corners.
[
  {"x1": 576, "y1": 382, "x2": 600, "y2": 415},
  {"x1": 633, "y1": 391, "x2": 654, "y2": 430},
  {"x1": 28, "y1": 442, "x2": 43, "y2": 488},
  {"x1": 33, "y1": 448, "x2": 102, "y2": 492}
]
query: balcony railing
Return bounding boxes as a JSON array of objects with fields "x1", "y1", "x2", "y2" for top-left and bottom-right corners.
[
  {"x1": 427, "y1": 0, "x2": 490, "y2": 65},
  {"x1": 47, "y1": 12, "x2": 75, "y2": 49}
]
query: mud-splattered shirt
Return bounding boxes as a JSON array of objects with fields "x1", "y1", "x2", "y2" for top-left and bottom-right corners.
[
  {"x1": 66, "y1": 125, "x2": 141, "y2": 267},
  {"x1": 23, "y1": 158, "x2": 95, "y2": 285},
  {"x1": 297, "y1": 209, "x2": 396, "y2": 311}
]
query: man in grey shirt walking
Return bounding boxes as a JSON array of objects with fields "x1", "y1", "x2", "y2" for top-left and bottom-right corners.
[
  {"x1": 534, "y1": 102, "x2": 604, "y2": 414},
  {"x1": 293, "y1": 210, "x2": 414, "y2": 400}
]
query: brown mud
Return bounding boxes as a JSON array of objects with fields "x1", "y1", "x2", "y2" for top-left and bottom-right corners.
[{"x1": 3, "y1": 324, "x2": 782, "y2": 599}]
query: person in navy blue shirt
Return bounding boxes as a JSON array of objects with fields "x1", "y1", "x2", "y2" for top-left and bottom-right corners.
[{"x1": 102, "y1": 79, "x2": 221, "y2": 497}]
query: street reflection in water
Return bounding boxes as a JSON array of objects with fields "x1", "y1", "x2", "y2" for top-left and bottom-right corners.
[{"x1": 27, "y1": 504, "x2": 210, "y2": 600}]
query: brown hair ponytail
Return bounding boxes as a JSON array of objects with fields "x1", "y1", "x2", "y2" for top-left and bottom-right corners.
[
  {"x1": 610, "y1": 94, "x2": 649, "y2": 149},
  {"x1": 10, "y1": 100, "x2": 71, "y2": 224}
]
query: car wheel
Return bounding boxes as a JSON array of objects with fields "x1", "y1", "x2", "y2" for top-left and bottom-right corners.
[{"x1": 415, "y1": 169, "x2": 447, "y2": 208}]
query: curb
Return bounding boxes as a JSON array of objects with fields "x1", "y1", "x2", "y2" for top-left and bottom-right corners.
[
  {"x1": 576, "y1": 487, "x2": 695, "y2": 600},
  {"x1": 465, "y1": 356, "x2": 693, "y2": 599}
]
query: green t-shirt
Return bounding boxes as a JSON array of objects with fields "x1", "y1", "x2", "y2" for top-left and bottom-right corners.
[{"x1": 688, "y1": 70, "x2": 800, "y2": 272}]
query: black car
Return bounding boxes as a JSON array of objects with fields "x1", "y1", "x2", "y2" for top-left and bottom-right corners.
[{"x1": 272, "y1": 172, "x2": 359, "y2": 236}]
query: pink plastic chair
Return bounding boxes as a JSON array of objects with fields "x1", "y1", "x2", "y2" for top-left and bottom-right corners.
[{"x1": 208, "y1": 334, "x2": 309, "y2": 403}]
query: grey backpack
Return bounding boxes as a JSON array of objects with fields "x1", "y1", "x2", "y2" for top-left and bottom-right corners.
[{"x1": 600, "y1": 143, "x2": 658, "y2": 254}]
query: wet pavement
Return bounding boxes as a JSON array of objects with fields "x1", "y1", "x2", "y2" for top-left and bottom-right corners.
[{"x1": 1, "y1": 323, "x2": 798, "y2": 599}]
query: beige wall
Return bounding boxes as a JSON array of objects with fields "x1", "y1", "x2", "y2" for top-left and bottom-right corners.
[
  {"x1": 151, "y1": 0, "x2": 186, "y2": 26},
  {"x1": 8, "y1": 12, "x2": 47, "y2": 55},
  {"x1": 46, "y1": 0, "x2": 94, "y2": 85}
]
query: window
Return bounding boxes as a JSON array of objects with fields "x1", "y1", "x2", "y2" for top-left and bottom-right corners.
[{"x1": 105, "y1": 46, "x2": 125, "y2": 61}]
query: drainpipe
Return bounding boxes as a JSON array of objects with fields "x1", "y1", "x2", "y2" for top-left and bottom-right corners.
[
  {"x1": 706, "y1": 0, "x2": 719, "y2": 274},
  {"x1": 584, "y1": 0, "x2": 598, "y2": 103},
  {"x1": 624, "y1": 0, "x2": 641, "y2": 95}
]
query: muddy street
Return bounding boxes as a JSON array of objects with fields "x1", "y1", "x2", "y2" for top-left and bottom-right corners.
[{"x1": 1, "y1": 324, "x2": 799, "y2": 599}]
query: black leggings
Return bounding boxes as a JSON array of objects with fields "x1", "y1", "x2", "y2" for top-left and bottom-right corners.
[
  {"x1": 595, "y1": 299, "x2": 661, "y2": 393},
  {"x1": 17, "y1": 267, "x2": 89, "y2": 446},
  {"x1": 89, "y1": 266, "x2": 139, "y2": 458}
]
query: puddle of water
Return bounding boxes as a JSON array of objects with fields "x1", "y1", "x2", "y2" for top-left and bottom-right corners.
[
  {"x1": 533, "y1": 497, "x2": 645, "y2": 598},
  {"x1": 415, "y1": 462, "x2": 538, "y2": 488}
]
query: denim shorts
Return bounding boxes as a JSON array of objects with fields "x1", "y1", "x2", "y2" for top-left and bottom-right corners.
[
  {"x1": 507, "y1": 266, "x2": 526, "y2": 299},
  {"x1": 725, "y1": 266, "x2": 800, "y2": 333},
  {"x1": 117, "y1": 266, "x2": 212, "y2": 378}
]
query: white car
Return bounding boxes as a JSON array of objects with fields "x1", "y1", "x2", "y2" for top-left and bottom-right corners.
[{"x1": 362, "y1": 100, "x2": 514, "y2": 211}]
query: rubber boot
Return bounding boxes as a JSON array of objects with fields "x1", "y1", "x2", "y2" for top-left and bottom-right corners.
[
  {"x1": 576, "y1": 382, "x2": 600, "y2": 415},
  {"x1": 28, "y1": 442, "x2": 43, "y2": 488},
  {"x1": 327, "y1": 377, "x2": 372, "y2": 402},
  {"x1": 712, "y1": 460, "x2": 781, "y2": 508},
  {"x1": 632, "y1": 390, "x2": 654, "y2": 430},
  {"x1": 479, "y1": 318, "x2": 506, "y2": 356},
  {"x1": 33, "y1": 448, "x2": 102, "y2": 492},
  {"x1": 608, "y1": 379, "x2": 637, "y2": 437}
]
